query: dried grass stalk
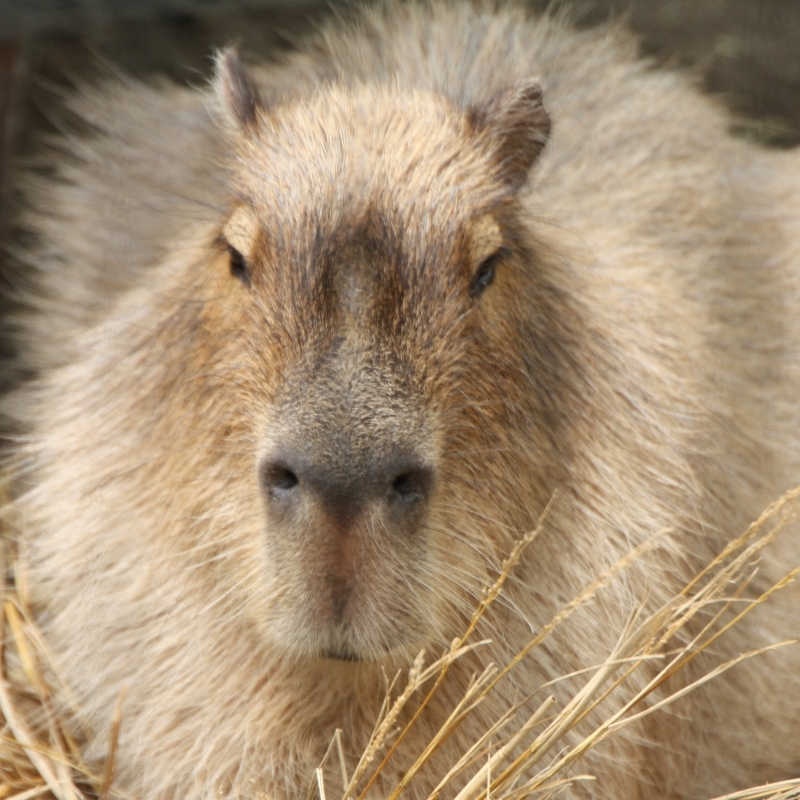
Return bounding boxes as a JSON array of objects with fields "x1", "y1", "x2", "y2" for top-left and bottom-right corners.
[
  {"x1": 2, "y1": 486, "x2": 800, "y2": 800},
  {"x1": 316, "y1": 487, "x2": 800, "y2": 800}
]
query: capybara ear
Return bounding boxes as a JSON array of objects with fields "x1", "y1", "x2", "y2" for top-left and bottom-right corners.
[
  {"x1": 469, "y1": 79, "x2": 551, "y2": 189},
  {"x1": 213, "y1": 47, "x2": 263, "y2": 130}
]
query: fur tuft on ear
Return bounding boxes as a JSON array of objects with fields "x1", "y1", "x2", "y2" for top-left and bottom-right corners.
[
  {"x1": 213, "y1": 47, "x2": 263, "y2": 129},
  {"x1": 469, "y1": 79, "x2": 551, "y2": 189}
]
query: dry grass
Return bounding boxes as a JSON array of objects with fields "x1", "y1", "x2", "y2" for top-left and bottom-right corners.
[{"x1": 3, "y1": 488, "x2": 800, "y2": 800}]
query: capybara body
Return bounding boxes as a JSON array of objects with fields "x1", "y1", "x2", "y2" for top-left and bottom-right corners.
[{"x1": 8, "y1": 2, "x2": 800, "y2": 798}]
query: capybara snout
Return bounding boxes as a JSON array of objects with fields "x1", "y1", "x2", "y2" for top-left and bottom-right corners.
[{"x1": 257, "y1": 339, "x2": 440, "y2": 659}]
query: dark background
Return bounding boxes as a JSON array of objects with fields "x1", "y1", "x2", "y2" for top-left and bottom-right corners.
[{"x1": 1, "y1": 0, "x2": 799, "y2": 237}]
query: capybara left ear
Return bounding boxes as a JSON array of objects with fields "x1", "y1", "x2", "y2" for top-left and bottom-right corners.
[
  {"x1": 213, "y1": 47, "x2": 263, "y2": 130},
  {"x1": 469, "y1": 79, "x2": 551, "y2": 189}
]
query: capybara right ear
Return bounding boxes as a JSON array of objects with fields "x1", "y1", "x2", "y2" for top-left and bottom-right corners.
[
  {"x1": 469, "y1": 79, "x2": 551, "y2": 189},
  {"x1": 213, "y1": 47, "x2": 263, "y2": 130}
]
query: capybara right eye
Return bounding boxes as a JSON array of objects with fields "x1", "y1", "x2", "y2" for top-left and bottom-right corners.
[{"x1": 228, "y1": 244, "x2": 250, "y2": 285}]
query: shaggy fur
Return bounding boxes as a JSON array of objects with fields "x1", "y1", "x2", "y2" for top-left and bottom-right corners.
[{"x1": 7, "y1": 2, "x2": 800, "y2": 798}]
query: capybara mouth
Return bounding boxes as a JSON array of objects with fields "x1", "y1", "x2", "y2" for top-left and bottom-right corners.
[
  {"x1": 308, "y1": 615, "x2": 418, "y2": 664},
  {"x1": 322, "y1": 647, "x2": 362, "y2": 663}
]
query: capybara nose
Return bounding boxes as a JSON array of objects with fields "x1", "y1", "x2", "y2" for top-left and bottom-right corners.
[{"x1": 260, "y1": 450, "x2": 434, "y2": 518}]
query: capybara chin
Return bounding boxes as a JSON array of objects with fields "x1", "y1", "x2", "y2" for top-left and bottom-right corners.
[{"x1": 7, "y1": 1, "x2": 800, "y2": 798}]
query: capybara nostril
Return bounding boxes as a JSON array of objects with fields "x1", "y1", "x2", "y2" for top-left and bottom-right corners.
[
  {"x1": 261, "y1": 462, "x2": 300, "y2": 497},
  {"x1": 390, "y1": 466, "x2": 434, "y2": 503}
]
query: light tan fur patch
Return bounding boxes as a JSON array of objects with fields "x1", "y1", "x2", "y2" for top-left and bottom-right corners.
[
  {"x1": 222, "y1": 205, "x2": 260, "y2": 259},
  {"x1": 468, "y1": 214, "x2": 502, "y2": 268}
]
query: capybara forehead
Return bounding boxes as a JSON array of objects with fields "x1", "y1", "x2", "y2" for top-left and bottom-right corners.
[
  {"x1": 230, "y1": 84, "x2": 511, "y2": 256},
  {"x1": 245, "y1": 204, "x2": 473, "y2": 358}
]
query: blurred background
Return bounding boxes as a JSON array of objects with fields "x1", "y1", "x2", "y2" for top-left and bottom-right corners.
[{"x1": 0, "y1": 0, "x2": 799, "y2": 240}]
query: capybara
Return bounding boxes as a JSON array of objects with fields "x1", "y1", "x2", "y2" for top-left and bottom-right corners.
[{"x1": 7, "y1": 2, "x2": 800, "y2": 798}]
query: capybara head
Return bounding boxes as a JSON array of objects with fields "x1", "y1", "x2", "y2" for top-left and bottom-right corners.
[{"x1": 163, "y1": 50, "x2": 569, "y2": 663}]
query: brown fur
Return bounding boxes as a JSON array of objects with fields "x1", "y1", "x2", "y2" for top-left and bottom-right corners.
[{"x1": 7, "y1": 2, "x2": 800, "y2": 798}]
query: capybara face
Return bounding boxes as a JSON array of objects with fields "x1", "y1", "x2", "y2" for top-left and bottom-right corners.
[{"x1": 173, "y1": 75, "x2": 568, "y2": 661}]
